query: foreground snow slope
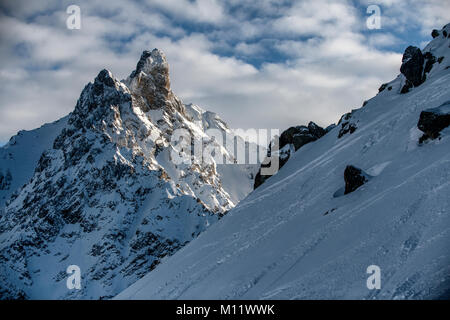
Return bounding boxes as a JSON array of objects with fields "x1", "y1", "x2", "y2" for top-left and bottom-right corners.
[{"x1": 117, "y1": 27, "x2": 450, "y2": 300}]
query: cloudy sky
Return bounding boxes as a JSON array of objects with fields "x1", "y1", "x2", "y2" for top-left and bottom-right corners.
[{"x1": 0, "y1": 0, "x2": 449, "y2": 145}]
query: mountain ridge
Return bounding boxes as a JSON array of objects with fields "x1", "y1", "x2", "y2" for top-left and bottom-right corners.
[{"x1": 0, "y1": 48, "x2": 259, "y2": 299}]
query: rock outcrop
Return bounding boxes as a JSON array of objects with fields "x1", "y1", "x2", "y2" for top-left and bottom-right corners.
[
  {"x1": 418, "y1": 101, "x2": 450, "y2": 143},
  {"x1": 337, "y1": 112, "x2": 357, "y2": 138},
  {"x1": 344, "y1": 165, "x2": 370, "y2": 195},
  {"x1": 254, "y1": 122, "x2": 327, "y2": 189},
  {"x1": 400, "y1": 46, "x2": 437, "y2": 93}
]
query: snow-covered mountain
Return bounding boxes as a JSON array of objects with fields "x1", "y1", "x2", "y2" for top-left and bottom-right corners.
[
  {"x1": 0, "y1": 49, "x2": 258, "y2": 299},
  {"x1": 117, "y1": 24, "x2": 450, "y2": 300},
  {"x1": 0, "y1": 116, "x2": 69, "y2": 215}
]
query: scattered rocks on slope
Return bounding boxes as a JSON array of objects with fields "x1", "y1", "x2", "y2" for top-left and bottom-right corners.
[
  {"x1": 417, "y1": 101, "x2": 450, "y2": 143},
  {"x1": 344, "y1": 165, "x2": 370, "y2": 195},
  {"x1": 254, "y1": 122, "x2": 328, "y2": 189}
]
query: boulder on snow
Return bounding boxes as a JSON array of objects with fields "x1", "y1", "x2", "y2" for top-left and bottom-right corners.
[
  {"x1": 278, "y1": 122, "x2": 326, "y2": 151},
  {"x1": 400, "y1": 46, "x2": 437, "y2": 93},
  {"x1": 344, "y1": 165, "x2": 369, "y2": 195},
  {"x1": 400, "y1": 46, "x2": 424, "y2": 88},
  {"x1": 417, "y1": 101, "x2": 450, "y2": 142},
  {"x1": 431, "y1": 29, "x2": 440, "y2": 38}
]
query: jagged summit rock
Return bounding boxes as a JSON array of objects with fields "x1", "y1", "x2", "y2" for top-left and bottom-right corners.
[
  {"x1": 130, "y1": 49, "x2": 169, "y2": 79},
  {"x1": 126, "y1": 49, "x2": 183, "y2": 114}
]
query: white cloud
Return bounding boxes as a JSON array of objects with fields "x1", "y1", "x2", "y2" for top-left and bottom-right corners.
[
  {"x1": 0, "y1": 0, "x2": 447, "y2": 142},
  {"x1": 146, "y1": 0, "x2": 226, "y2": 24}
]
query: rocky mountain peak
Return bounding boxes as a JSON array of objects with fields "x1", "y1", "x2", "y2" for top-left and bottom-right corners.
[
  {"x1": 0, "y1": 47, "x2": 258, "y2": 299},
  {"x1": 126, "y1": 49, "x2": 183, "y2": 114},
  {"x1": 130, "y1": 49, "x2": 169, "y2": 80},
  {"x1": 70, "y1": 69, "x2": 131, "y2": 131}
]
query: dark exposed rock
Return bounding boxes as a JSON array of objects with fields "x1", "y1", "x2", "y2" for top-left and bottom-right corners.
[
  {"x1": 339, "y1": 122, "x2": 357, "y2": 138},
  {"x1": 378, "y1": 83, "x2": 388, "y2": 93},
  {"x1": 400, "y1": 46, "x2": 438, "y2": 93},
  {"x1": 431, "y1": 29, "x2": 440, "y2": 38},
  {"x1": 418, "y1": 101, "x2": 450, "y2": 143},
  {"x1": 0, "y1": 170, "x2": 12, "y2": 190},
  {"x1": 254, "y1": 122, "x2": 327, "y2": 189},
  {"x1": 338, "y1": 112, "x2": 352, "y2": 125},
  {"x1": 344, "y1": 165, "x2": 369, "y2": 195},
  {"x1": 338, "y1": 112, "x2": 357, "y2": 138},
  {"x1": 400, "y1": 79, "x2": 414, "y2": 94},
  {"x1": 400, "y1": 46, "x2": 424, "y2": 89},
  {"x1": 423, "y1": 52, "x2": 436, "y2": 76},
  {"x1": 130, "y1": 50, "x2": 153, "y2": 78}
]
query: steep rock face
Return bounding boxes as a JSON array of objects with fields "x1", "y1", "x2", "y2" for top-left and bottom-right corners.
[
  {"x1": 127, "y1": 50, "x2": 184, "y2": 114},
  {"x1": 0, "y1": 49, "x2": 257, "y2": 299},
  {"x1": 254, "y1": 122, "x2": 327, "y2": 189}
]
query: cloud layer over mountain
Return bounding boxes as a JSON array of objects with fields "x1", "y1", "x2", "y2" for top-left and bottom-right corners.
[{"x1": 0, "y1": 0, "x2": 448, "y2": 143}]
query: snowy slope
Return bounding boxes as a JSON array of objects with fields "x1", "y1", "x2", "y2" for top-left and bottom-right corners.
[
  {"x1": 0, "y1": 116, "x2": 68, "y2": 213},
  {"x1": 0, "y1": 49, "x2": 258, "y2": 299},
  {"x1": 117, "y1": 25, "x2": 450, "y2": 300}
]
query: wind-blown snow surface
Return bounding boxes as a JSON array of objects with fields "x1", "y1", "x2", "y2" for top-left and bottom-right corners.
[{"x1": 117, "y1": 29, "x2": 450, "y2": 300}]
